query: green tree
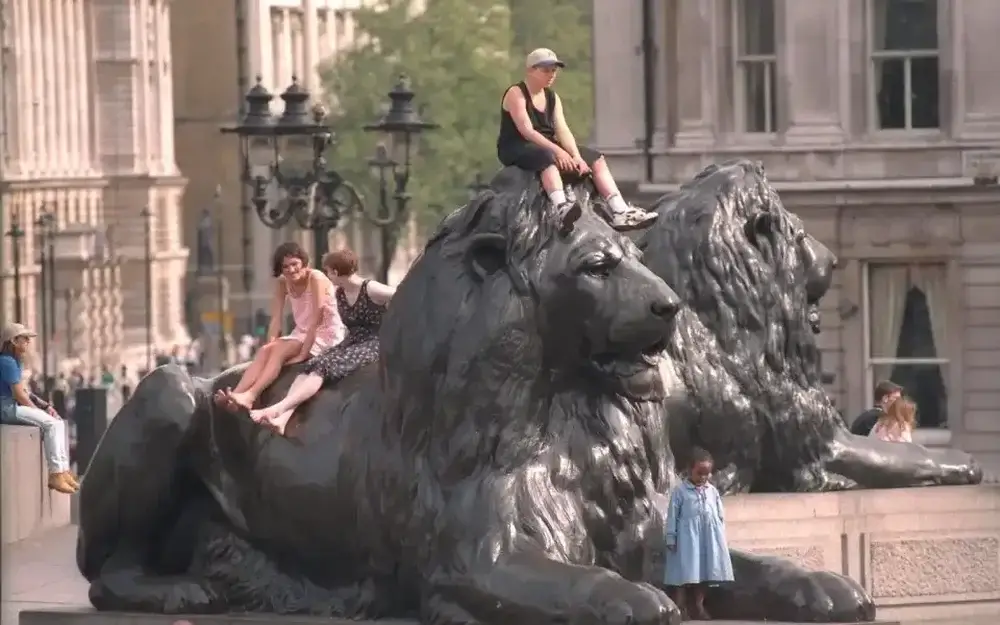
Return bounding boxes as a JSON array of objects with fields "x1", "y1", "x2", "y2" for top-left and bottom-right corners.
[
  {"x1": 320, "y1": 0, "x2": 594, "y2": 272},
  {"x1": 320, "y1": 0, "x2": 514, "y2": 233}
]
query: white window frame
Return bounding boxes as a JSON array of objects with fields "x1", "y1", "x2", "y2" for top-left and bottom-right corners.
[
  {"x1": 861, "y1": 262, "x2": 952, "y2": 444},
  {"x1": 866, "y1": 0, "x2": 941, "y2": 133},
  {"x1": 731, "y1": 0, "x2": 777, "y2": 135}
]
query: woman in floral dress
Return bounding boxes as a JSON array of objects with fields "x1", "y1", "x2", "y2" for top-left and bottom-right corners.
[{"x1": 250, "y1": 247, "x2": 395, "y2": 435}]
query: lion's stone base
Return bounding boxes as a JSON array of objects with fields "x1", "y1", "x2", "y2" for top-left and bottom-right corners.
[
  {"x1": 17, "y1": 611, "x2": 902, "y2": 625},
  {"x1": 650, "y1": 485, "x2": 1000, "y2": 625}
]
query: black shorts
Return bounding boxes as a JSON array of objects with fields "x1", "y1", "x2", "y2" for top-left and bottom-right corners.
[{"x1": 499, "y1": 143, "x2": 603, "y2": 173}]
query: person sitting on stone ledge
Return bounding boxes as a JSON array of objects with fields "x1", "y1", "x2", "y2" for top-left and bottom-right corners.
[
  {"x1": 497, "y1": 47, "x2": 658, "y2": 232},
  {"x1": 0, "y1": 322, "x2": 79, "y2": 494}
]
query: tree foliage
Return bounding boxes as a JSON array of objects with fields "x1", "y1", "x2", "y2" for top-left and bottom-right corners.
[{"x1": 319, "y1": 0, "x2": 594, "y2": 234}]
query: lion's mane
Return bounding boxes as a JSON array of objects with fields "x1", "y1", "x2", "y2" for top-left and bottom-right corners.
[
  {"x1": 379, "y1": 168, "x2": 672, "y2": 574},
  {"x1": 640, "y1": 161, "x2": 838, "y2": 489}
]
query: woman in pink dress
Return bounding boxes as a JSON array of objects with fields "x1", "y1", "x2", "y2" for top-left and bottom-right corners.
[{"x1": 215, "y1": 242, "x2": 344, "y2": 413}]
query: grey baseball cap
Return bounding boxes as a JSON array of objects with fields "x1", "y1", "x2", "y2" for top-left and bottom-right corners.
[
  {"x1": 1, "y1": 322, "x2": 36, "y2": 343},
  {"x1": 526, "y1": 48, "x2": 565, "y2": 69}
]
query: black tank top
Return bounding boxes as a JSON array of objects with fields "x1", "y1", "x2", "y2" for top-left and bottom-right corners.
[{"x1": 497, "y1": 82, "x2": 556, "y2": 154}]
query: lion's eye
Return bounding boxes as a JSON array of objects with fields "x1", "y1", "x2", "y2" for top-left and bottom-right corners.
[{"x1": 581, "y1": 259, "x2": 617, "y2": 278}]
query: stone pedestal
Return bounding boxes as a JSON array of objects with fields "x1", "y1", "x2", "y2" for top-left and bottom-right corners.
[
  {"x1": 195, "y1": 273, "x2": 234, "y2": 371},
  {"x1": 1, "y1": 425, "x2": 72, "y2": 544}
]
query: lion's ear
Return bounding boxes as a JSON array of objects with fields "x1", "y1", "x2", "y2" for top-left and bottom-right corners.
[
  {"x1": 465, "y1": 233, "x2": 507, "y2": 282},
  {"x1": 744, "y1": 212, "x2": 777, "y2": 246}
]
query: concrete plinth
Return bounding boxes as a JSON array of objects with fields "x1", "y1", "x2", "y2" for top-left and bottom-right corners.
[
  {"x1": 17, "y1": 611, "x2": 899, "y2": 625},
  {"x1": 1, "y1": 425, "x2": 72, "y2": 544}
]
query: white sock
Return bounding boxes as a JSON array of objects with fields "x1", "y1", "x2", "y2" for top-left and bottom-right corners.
[
  {"x1": 548, "y1": 189, "x2": 567, "y2": 205},
  {"x1": 606, "y1": 193, "x2": 629, "y2": 213}
]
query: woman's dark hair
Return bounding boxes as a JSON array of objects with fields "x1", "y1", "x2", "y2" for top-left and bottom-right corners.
[
  {"x1": 271, "y1": 241, "x2": 310, "y2": 278},
  {"x1": 0, "y1": 340, "x2": 20, "y2": 363},
  {"x1": 690, "y1": 446, "x2": 713, "y2": 467}
]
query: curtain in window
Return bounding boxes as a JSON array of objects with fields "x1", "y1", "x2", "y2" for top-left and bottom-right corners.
[
  {"x1": 869, "y1": 265, "x2": 909, "y2": 359},
  {"x1": 910, "y1": 264, "x2": 947, "y2": 358}
]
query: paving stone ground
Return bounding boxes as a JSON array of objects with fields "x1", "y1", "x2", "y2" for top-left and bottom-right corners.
[
  {"x1": 2, "y1": 525, "x2": 903, "y2": 625},
  {"x1": 2, "y1": 525, "x2": 89, "y2": 625}
]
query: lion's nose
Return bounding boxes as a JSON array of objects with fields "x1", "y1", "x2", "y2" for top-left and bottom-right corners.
[{"x1": 650, "y1": 292, "x2": 681, "y2": 321}]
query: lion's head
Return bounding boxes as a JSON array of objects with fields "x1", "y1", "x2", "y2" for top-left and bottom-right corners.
[
  {"x1": 638, "y1": 160, "x2": 840, "y2": 487},
  {"x1": 380, "y1": 167, "x2": 681, "y2": 467}
]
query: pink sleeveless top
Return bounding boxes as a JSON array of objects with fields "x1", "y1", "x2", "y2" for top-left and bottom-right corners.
[{"x1": 281, "y1": 269, "x2": 346, "y2": 355}]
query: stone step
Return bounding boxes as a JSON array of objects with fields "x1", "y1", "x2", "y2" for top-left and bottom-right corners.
[{"x1": 18, "y1": 609, "x2": 903, "y2": 625}]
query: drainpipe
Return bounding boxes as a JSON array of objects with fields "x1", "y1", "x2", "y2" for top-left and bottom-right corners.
[{"x1": 640, "y1": 0, "x2": 656, "y2": 183}]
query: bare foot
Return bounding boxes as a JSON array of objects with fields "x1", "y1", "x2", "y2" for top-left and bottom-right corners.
[
  {"x1": 264, "y1": 409, "x2": 295, "y2": 436},
  {"x1": 213, "y1": 388, "x2": 230, "y2": 408},
  {"x1": 227, "y1": 390, "x2": 255, "y2": 412},
  {"x1": 249, "y1": 406, "x2": 278, "y2": 424}
]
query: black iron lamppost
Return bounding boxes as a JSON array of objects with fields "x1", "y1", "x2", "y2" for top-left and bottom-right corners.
[
  {"x1": 5, "y1": 210, "x2": 24, "y2": 319},
  {"x1": 467, "y1": 173, "x2": 491, "y2": 201},
  {"x1": 221, "y1": 75, "x2": 364, "y2": 265},
  {"x1": 140, "y1": 206, "x2": 153, "y2": 371},
  {"x1": 363, "y1": 75, "x2": 438, "y2": 282},
  {"x1": 36, "y1": 210, "x2": 56, "y2": 397}
]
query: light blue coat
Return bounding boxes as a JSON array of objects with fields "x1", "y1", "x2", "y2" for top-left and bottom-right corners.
[{"x1": 663, "y1": 480, "x2": 734, "y2": 586}]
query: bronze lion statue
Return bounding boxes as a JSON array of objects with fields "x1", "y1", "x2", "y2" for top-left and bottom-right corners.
[
  {"x1": 74, "y1": 163, "x2": 968, "y2": 623},
  {"x1": 636, "y1": 160, "x2": 981, "y2": 493}
]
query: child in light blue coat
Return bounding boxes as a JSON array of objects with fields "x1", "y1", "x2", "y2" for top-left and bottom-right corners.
[{"x1": 664, "y1": 447, "x2": 734, "y2": 620}]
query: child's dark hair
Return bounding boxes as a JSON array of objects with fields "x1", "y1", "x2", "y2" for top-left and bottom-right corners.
[
  {"x1": 271, "y1": 241, "x2": 310, "y2": 277},
  {"x1": 690, "y1": 446, "x2": 713, "y2": 466}
]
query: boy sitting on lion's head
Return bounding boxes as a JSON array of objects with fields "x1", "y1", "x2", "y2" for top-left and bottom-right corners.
[{"x1": 497, "y1": 48, "x2": 658, "y2": 232}]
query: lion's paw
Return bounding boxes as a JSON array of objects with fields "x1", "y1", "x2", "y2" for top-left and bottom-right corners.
[
  {"x1": 579, "y1": 575, "x2": 680, "y2": 625},
  {"x1": 89, "y1": 569, "x2": 221, "y2": 614},
  {"x1": 786, "y1": 570, "x2": 876, "y2": 622}
]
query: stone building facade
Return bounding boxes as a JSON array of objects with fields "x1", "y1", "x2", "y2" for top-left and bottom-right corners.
[
  {"x1": 171, "y1": 0, "x2": 422, "y2": 338},
  {"x1": 0, "y1": 0, "x2": 188, "y2": 374},
  {"x1": 592, "y1": 0, "x2": 1000, "y2": 471}
]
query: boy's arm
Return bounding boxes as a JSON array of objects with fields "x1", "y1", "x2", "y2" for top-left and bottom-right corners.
[
  {"x1": 503, "y1": 87, "x2": 564, "y2": 155},
  {"x1": 552, "y1": 94, "x2": 582, "y2": 160}
]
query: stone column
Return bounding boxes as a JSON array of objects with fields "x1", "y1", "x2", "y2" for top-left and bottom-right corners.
[
  {"x1": 954, "y1": 0, "x2": 1000, "y2": 138},
  {"x1": 73, "y1": 0, "x2": 91, "y2": 171},
  {"x1": 590, "y1": 0, "x2": 643, "y2": 151},
  {"x1": 64, "y1": 0, "x2": 79, "y2": 174},
  {"x1": 674, "y1": 0, "x2": 720, "y2": 149},
  {"x1": 303, "y1": 0, "x2": 319, "y2": 90},
  {"x1": 40, "y1": 0, "x2": 56, "y2": 174},
  {"x1": 780, "y1": 0, "x2": 846, "y2": 144},
  {"x1": 53, "y1": 0, "x2": 68, "y2": 175},
  {"x1": 24, "y1": 0, "x2": 39, "y2": 174}
]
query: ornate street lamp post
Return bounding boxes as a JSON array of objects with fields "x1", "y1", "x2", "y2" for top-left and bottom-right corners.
[
  {"x1": 221, "y1": 76, "x2": 363, "y2": 265},
  {"x1": 5, "y1": 210, "x2": 24, "y2": 319},
  {"x1": 363, "y1": 75, "x2": 438, "y2": 283},
  {"x1": 36, "y1": 209, "x2": 56, "y2": 397}
]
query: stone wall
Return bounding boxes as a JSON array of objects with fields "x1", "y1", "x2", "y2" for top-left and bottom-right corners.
[
  {"x1": 1, "y1": 425, "x2": 72, "y2": 544},
  {"x1": 722, "y1": 486, "x2": 1000, "y2": 623}
]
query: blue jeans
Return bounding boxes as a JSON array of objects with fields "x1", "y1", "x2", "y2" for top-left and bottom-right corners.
[{"x1": 0, "y1": 405, "x2": 71, "y2": 473}]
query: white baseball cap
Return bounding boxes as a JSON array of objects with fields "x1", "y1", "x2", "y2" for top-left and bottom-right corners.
[
  {"x1": 526, "y1": 48, "x2": 565, "y2": 69},
  {"x1": 1, "y1": 322, "x2": 37, "y2": 343}
]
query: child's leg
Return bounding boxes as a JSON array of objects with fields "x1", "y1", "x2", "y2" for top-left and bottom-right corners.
[
  {"x1": 228, "y1": 339, "x2": 301, "y2": 409},
  {"x1": 691, "y1": 583, "x2": 710, "y2": 619},
  {"x1": 540, "y1": 164, "x2": 567, "y2": 204},
  {"x1": 672, "y1": 585, "x2": 688, "y2": 619}
]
